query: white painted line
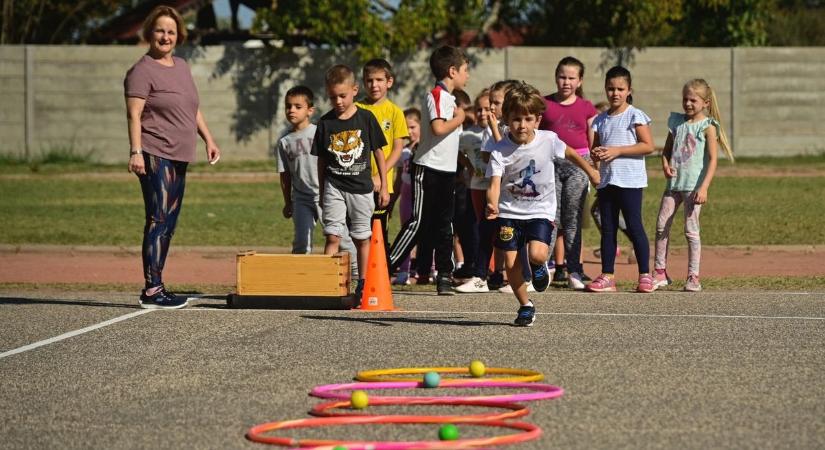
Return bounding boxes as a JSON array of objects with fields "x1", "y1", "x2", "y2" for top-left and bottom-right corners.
[
  {"x1": 0, "y1": 309, "x2": 153, "y2": 360},
  {"x1": 539, "y1": 312, "x2": 825, "y2": 321},
  {"x1": 182, "y1": 309, "x2": 825, "y2": 321}
]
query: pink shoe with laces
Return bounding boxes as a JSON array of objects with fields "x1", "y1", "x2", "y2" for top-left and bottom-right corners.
[
  {"x1": 653, "y1": 269, "x2": 672, "y2": 288},
  {"x1": 585, "y1": 274, "x2": 617, "y2": 292},
  {"x1": 684, "y1": 274, "x2": 702, "y2": 292},
  {"x1": 636, "y1": 273, "x2": 656, "y2": 293}
]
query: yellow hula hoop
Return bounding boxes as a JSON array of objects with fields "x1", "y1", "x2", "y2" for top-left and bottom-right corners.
[{"x1": 356, "y1": 366, "x2": 544, "y2": 383}]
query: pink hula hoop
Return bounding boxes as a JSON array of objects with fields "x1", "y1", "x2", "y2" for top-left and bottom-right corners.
[{"x1": 309, "y1": 381, "x2": 564, "y2": 404}]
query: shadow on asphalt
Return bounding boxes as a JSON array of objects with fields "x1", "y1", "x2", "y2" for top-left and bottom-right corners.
[
  {"x1": 0, "y1": 296, "x2": 139, "y2": 309},
  {"x1": 301, "y1": 315, "x2": 507, "y2": 327},
  {"x1": 195, "y1": 295, "x2": 350, "y2": 310}
]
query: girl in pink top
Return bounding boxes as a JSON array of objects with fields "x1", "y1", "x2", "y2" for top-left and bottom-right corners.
[{"x1": 538, "y1": 56, "x2": 599, "y2": 290}]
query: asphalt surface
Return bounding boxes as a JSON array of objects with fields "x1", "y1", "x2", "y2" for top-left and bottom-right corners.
[{"x1": 1, "y1": 288, "x2": 824, "y2": 449}]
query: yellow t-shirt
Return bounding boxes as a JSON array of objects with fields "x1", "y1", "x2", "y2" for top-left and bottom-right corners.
[{"x1": 355, "y1": 99, "x2": 409, "y2": 194}]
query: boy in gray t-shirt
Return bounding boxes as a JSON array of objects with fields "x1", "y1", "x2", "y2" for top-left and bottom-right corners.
[
  {"x1": 277, "y1": 86, "x2": 359, "y2": 274},
  {"x1": 276, "y1": 86, "x2": 319, "y2": 254}
]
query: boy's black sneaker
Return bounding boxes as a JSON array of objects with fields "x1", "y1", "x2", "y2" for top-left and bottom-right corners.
[
  {"x1": 436, "y1": 276, "x2": 455, "y2": 296},
  {"x1": 350, "y1": 279, "x2": 365, "y2": 309},
  {"x1": 487, "y1": 271, "x2": 505, "y2": 290},
  {"x1": 530, "y1": 263, "x2": 550, "y2": 292},
  {"x1": 553, "y1": 264, "x2": 567, "y2": 284},
  {"x1": 139, "y1": 286, "x2": 187, "y2": 310},
  {"x1": 514, "y1": 304, "x2": 536, "y2": 327}
]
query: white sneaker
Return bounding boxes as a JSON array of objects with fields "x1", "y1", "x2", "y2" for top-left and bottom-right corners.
[
  {"x1": 455, "y1": 277, "x2": 490, "y2": 293},
  {"x1": 498, "y1": 282, "x2": 535, "y2": 293},
  {"x1": 568, "y1": 272, "x2": 585, "y2": 290}
]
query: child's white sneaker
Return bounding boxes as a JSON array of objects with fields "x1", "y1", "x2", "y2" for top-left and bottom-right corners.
[
  {"x1": 455, "y1": 277, "x2": 489, "y2": 293},
  {"x1": 567, "y1": 272, "x2": 585, "y2": 290},
  {"x1": 499, "y1": 282, "x2": 536, "y2": 293}
]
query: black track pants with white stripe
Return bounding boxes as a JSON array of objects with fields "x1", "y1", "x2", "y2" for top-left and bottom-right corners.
[{"x1": 388, "y1": 163, "x2": 456, "y2": 275}]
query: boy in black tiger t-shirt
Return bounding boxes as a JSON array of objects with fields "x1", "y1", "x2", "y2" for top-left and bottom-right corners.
[{"x1": 311, "y1": 64, "x2": 388, "y2": 306}]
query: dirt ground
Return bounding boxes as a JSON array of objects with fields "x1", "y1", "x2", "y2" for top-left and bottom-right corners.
[{"x1": 1, "y1": 244, "x2": 822, "y2": 286}]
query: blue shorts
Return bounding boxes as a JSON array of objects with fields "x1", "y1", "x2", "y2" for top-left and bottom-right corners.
[{"x1": 494, "y1": 218, "x2": 554, "y2": 251}]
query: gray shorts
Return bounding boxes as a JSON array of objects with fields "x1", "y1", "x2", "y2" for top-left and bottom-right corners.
[{"x1": 322, "y1": 181, "x2": 374, "y2": 241}]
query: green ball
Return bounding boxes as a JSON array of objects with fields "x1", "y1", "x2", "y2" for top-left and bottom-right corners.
[
  {"x1": 439, "y1": 423, "x2": 459, "y2": 440},
  {"x1": 422, "y1": 371, "x2": 441, "y2": 388}
]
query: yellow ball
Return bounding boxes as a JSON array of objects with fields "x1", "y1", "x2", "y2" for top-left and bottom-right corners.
[
  {"x1": 469, "y1": 360, "x2": 486, "y2": 378},
  {"x1": 350, "y1": 390, "x2": 369, "y2": 410}
]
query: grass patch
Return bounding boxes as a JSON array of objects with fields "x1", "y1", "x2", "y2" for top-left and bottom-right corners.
[
  {"x1": 2, "y1": 276, "x2": 824, "y2": 294},
  {"x1": 0, "y1": 157, "x2": 277, "y2": 175},
  {"x1": 727, "y1": 153, "x2": 825, "y2": 169},
  {"x1": 0, "y1": 174, "x2": 822, "y2": 247},
  {"x1": 0, "y1": 146, "x2": 103, "y2": 174}
]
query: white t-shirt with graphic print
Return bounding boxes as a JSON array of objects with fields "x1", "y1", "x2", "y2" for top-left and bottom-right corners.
[{"x1": 486, "y1": 130, "x2": 566, "y2": 221}]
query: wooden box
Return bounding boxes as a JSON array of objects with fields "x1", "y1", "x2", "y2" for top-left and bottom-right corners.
[{"x1": 236, "y1": 251, "x2": 350, "y2": 297}]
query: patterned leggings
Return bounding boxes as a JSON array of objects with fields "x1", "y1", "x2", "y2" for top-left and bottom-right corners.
[
  {"x1": 654, "y1": 190, "x2": 702, "y2": 276},
  {"x1": 549, "y1": 156, "x2": 591, "y2": 274},
  {"x1": 138, "y1": 153, "x2": 187, "y2": 289}
]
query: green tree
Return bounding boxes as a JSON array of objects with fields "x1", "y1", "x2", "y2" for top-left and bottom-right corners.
[
  {"x1": 0, "y1": 0, "x2": 129, "y2": 44},
  {"x1": 512, "y1": 0, "x2": 683, "y2": 47},
  {"x1": 671, "y1": 0, "x2": 775, "y2": 46},
  {"x1": 766, "y1": 0, "x2": 825, "y2": 45},
  {"x1": 251, "y1": 0, "x2": 501, "y2": 61}
]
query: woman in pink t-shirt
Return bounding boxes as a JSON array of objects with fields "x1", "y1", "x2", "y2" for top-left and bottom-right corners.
[
  {"x1": 124, "y1": 5, "x2": 221, "y2": 309},
  {"x1": 538, "y1": 56, "x2": 598, "y2": 290}
]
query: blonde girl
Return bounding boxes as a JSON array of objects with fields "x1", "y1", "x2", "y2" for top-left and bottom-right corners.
[
  {"x1": 455, "y1": 89, "x2": 497, "y2": 292},
  {"x1": 653, "y1": 79, "x2": 733, "y2": 292},
  {"x1": 486, "y1": 79, "x2": 520, "y2": 143}
]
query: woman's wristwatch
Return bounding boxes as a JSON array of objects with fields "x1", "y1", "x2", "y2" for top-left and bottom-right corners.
[{"x1": 130, "y1": 148, "x2": 143, "y2": 156}]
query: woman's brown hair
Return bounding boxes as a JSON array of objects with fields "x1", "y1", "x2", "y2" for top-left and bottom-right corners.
[{"x1": 141, "y1": 5, "x2": 187, "y2": 45}]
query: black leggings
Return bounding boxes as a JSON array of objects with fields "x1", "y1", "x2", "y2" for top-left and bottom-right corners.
[
  {"x1": 389, "y1": 164, "x2": 455, "y2": 275},
  {"x1": 596, "y1": 185, "x2": 650, "y2": 274},
  {"x1": 138, "y1": 153, "x2": 188, "y2": 289}
]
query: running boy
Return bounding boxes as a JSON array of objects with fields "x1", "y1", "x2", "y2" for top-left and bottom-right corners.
[
  {"x1": 312, "y1": 65, "x2": 389, "y2": 305},
  {"x1": 486, "y1": 82, "x2": 599, "y2": 326},
  {"x1": 388, "y1": 45, "x2": 469, "y2": 295},
  {"x1": 276, "y1": 86, "x2": 318, "y2": 254},
  {"x1": 355, "y1": 58, "x2": 409, "y2": 267}
]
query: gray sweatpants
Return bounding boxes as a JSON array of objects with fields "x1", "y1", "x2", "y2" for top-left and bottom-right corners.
[
  {"x1": 291, "y1": 197, "x2": 358, "y2": 279},
  {"x1": 550, "y1": 156, "x2": 591, "y2": 274}
]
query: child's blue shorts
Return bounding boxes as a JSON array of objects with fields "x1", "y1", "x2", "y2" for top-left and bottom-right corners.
[{"x1": 494, "y1": 217, "x2": 554, "y2": 251}]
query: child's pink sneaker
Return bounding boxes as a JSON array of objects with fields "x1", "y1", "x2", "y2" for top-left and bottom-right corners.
[
  {"x1": 636, "y1": 274, "x2": 656, "y2": 293},
  {"x1": 585, "y1": 274, "x2": 617, "y2": 292},
  {"x1": 653, "y1": 269, "x2": 672, "y2": 288},
  {"x1": 684, "y1": 274, "x2": 702, "y2": 292}
]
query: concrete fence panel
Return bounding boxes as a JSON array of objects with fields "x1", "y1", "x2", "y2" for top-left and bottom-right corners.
[{"x1": 0, "y1": 45, "x2": 823, "y2": 163}]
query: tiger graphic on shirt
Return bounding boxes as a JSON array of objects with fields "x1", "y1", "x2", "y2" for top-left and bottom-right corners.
[{"x1": 328, "y1": 129, "x2": 364, "y2": 169}]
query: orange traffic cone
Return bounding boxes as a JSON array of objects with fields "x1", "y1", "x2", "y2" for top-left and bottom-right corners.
[{"x1": 358, "y1": 219, "x2": 396, "y2": 311}]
